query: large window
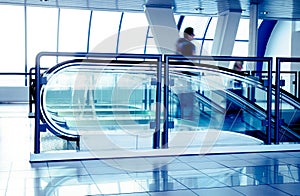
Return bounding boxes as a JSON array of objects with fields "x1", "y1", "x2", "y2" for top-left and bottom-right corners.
[
  {"x1": 27, "y1": 7, "x2": 58, "y2": 69},
  {"x1": 0, "y1": 5, "x2": 256, "y2": 87},
  {"x1": 118, "y1": 12, "x2": 148, "y2": 53},
  {"x1": 89, "y1": 11, "x2": 122, "y2": 53},
  {"x1": 58, "y1": 9, "x2": 90, "y2": 52},
  {"x1": 0, "y1": 5, "x2": 24, "y2": 86}
]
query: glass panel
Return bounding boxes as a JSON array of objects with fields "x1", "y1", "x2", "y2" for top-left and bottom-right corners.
[
  {"x1": 280, "y1": 62, "x2": 297, "y2": 96},
  {"x1": 278, "y1": 95, "x2": 300, "y2": 143},
  {"x1": 174, "y1": 15, "x2": 181, "y2": 24},
  {"x1": 27, "y1": 7, "x2": 58, "y2": 69},
  {"x1": 278, "y1": 90, "x2": 300, "y2": 143},
  {"x1": 201, "y1": 40, "x2": 213, "y2": 56},
  {"x1": 180, "y1": 16, "x2": 210, "y2": 38},
  {"x1": 118, "y1": 12, "x2": 148, "y2": 53},
  {"x1": 278, "y1": 61, "x2": 300, "y2": 143},
  {"x1": 89, "y1": 11, "x2": 122, "y2": 53},
  {"x1": 40, "y1": 58, "x2": 159, "y2": 153},
  {"x1": 232, "y1": 41, "x2": 248, "y2": 56},
  {"x1": 236, "y1": 18, "x2": 249, "y2": 40},
  {"x1": 58, "y1": 9, "x2": 90, "y2": 52},
  {"x1": 167, "y1": 59, "x2": 272, "y2": 148},
  {"x1": 0, "y1": 5, "x2": 25, "y2": 86},
  {"x1": 145, "y1": 38, "x2": 159, "y2": 54},
  {"x1": 204, "y1": 17, "x2": 217, "y2": 39}
]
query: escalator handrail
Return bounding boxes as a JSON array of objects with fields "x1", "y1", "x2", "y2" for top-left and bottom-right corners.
[
  {"x1": 39, "y1": 59, "x2": 160, "y2": 140},
  {"x1": 169, "y1": 64, "x2": 300, "y2": 141}
]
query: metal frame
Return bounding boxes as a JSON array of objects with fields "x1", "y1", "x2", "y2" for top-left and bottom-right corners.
[
  {"x1": 275, "y1": 57, "x2": 300, "y2": 144},
  {"x1": 34, "y1": 53, "x2": 300, "y2": 153},
  {"x1": 164, "y1": 55, "x2": 273, "y2": 146},
  {"x1": 34, "y1": 52, "x2": 162, "y2": 153}
]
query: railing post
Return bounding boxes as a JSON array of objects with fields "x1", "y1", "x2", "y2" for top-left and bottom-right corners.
[
  {"x1": 153, "y1": 56, "x2": 162, "y2": 149},
  {"x1": 266, "y1": 58, "x2": 273, "y2": 144},
  {"x1": 274, "y1": 58, "x2": 281, "y2": 144},
  {"x1": 34, "y1": 53, "x2": 42, "y2": 154},
  {"x1": 162, "y1": 56, "x2": 169, "y2": 148}
]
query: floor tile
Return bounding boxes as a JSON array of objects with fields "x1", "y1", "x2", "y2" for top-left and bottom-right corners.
[
  {"x1": 48, "y1": 167, "x2": 88, "y2": 177},
  {"x1": 218, "y1": 159, "x2": 256, "y2": 168},
  {"x1": 193, "y1": 187, "x2": 245, "y2": 196},
  {"x1": 186, "y1": 161, "x2": 226, "y2": 170},
  {"x1": 270, "y1": 182, "x2": 300, "y2": 195},
  {"x1": 287, "y1": 151, "x2": 300, "y2": 158},
  {"x1": 110, "y1": 193, "x2": 150, "y2": 196},
  {"x1": 149, "y1": 189, "x2": 198, "y2": 195},
  {"x1": 96, "y1": 179, "x2": 145, "y2": 195},
  {"x1": 231, "y1": 152, "x2": 267, "y2": 159},
  {"x1": 47, "y1": 160, "x2": 84, "y2": 168},
  {"x1": 85, "y1": 165, "x2": 128, "y2": 175},
  {"x1": 81, "y1": 159, "x2": 118, "y2": 168},
  {"x1": 176, "y1": 155, "x2": 211, "y2": 163},
  {"x1": 7, "y1": 176, "x2": 52, "y2": 189},
  {"x1": 2, "y1": 104, "x2": 300, "y2": 196},
  {"x1": 172, "y1": 174, "x2": 228, "y2": 189},
  {"x1": 51, "y1": 184, "x2": 101, "y2": 196},
  {"x1": 0, "y1": 171, "x2": 9, "y2": 189},
  {"x1": 260, "y1": 151, "x2": 296, "y2": 159},
  {"x1": 233, "y1": 184, "x2": 291, "y2": 195},
  {"x1": 206, "y1": 154, "x2": 239, "y2": 161},
  {"x1": 277, "y1": 157, "x2": 300, "y2": 166},
  {"x1": 200, "y1": 167, "x2": 259, "y2": 187}
]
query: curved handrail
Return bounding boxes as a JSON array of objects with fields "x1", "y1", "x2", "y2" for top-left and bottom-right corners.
[
  {"x1": 39, "y1": 58, "x2": 160, "y2": 142},
  {"x1": 168, "y1": 63, "x2": 300, "y2": 141},
  {"x1": 37, "y1": 56, "x2": 300, "y2": 149}
]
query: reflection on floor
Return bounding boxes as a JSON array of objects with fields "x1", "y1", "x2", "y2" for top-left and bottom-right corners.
[{"x1": 1, "y1": 104, "x2": 300, "y2": 196}]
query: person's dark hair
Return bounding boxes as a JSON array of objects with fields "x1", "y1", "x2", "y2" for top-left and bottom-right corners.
[
  {"x1": 184, "y1": 27, "x2": 195, "y2": 38},
  {"x1": 233, "y1": 61, "x2": 244, "y2": 71}
]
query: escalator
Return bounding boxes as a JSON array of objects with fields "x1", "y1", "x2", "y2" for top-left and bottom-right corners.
[
  {"x1": 37, "y1": 58, "x2": 160, "y2": 152},
  {"x1": 167, "y1": 62, "x2": 300, "y2": 144},
  {"x1": 35, "y1": 57, "x2": 300, "y2": 152}
]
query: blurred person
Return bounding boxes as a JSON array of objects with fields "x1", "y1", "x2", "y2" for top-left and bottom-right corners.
[{"x1": 176, "y1": 27, "x2": 196, "y2": 56}]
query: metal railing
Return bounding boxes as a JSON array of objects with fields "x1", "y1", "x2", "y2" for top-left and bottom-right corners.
[
  {"x1": 164, "y1": 55, "x2": 273, "y2": 146},
  {"x1": 29, "y1": 52, "x2": 300, "y2": 154},
  {"x1": 34, "y1": 52, "x2": 162, "y2": 153},
  {"x1": 275, "y1": 57, "x2": 300, "y2": 144}
]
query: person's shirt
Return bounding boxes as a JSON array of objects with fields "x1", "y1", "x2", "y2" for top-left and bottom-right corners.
[{"x1": 176, "y1": 38, "x2": 196, "y2": 56}]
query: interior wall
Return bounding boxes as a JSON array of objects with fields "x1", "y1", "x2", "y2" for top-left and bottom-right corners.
[
  {"x1": 0, "y1": 87, "x2": 29, "y2": 103},
  {"x1": 265, "y1": 21, "x2": 292, "y2": 62},
  {"x1": 265, "y1": 21, "x2": 293, "y2": 93}
]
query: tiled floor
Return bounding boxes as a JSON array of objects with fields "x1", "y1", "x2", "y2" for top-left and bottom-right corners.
[{"x1": 1, "y1": 104, "x2": 300, "y2": 196}]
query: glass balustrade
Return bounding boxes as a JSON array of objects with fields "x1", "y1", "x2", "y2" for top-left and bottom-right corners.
[{"x1": 32, "y1": 54, "x2": 300, "y2": 158}]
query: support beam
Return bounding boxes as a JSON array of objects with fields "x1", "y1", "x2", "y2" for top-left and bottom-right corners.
[
  {"x1": 211, "y1": 10, "x2": 241, "y2": 57},
  {"x1": 145, "y1": 7, "x2": 179, "y2": 54},
  {"x1": 248, "y1": 3, "x2": 258, "y2": 58}
]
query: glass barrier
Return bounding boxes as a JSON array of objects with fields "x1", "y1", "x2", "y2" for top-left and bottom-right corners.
[
  {"x1": 32, "y1": 54, "x2": 300, "y2": 158},
  {"x1": 165, "y1": 61, "x2": 269, "y2": 149},
  {"x1": 276, "y1": 58, "x2": 300, "y2": 144},
  {"x1": 34, "y1": 52, "x2": 162, "y2": 154}
]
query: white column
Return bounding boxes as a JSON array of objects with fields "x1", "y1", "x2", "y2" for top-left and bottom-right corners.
[
  {"x1": 291, "y1": 21, "x2": 300, "y2": 58},
  {"x1": 291, "y1": 21, "x2": 300, "y2": 93},
  {"x1": 210, "y1": 10, "x2": 241, "y2": 125},
  {"x1": 248, "y1": 3, "x2": 258, "y2": 71},
  {"x1": 145, "y1": 7, "x2": 179, "y2": 54},
  {"x1": 211, "y1": 10, "x2": 241, "y2": 57},
  {"x1": 248, "y1": 3, "x2": 258, "y2": 57}
]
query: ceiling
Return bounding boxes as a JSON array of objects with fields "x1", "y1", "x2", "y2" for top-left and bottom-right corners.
[{"x1": 1, "y1": 0, "x2": 300, "y2": 20}]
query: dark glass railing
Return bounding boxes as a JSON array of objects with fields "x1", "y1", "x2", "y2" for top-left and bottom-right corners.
[{"x1": 166, "y1": 62, "x2": 300, "y2": 144}]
